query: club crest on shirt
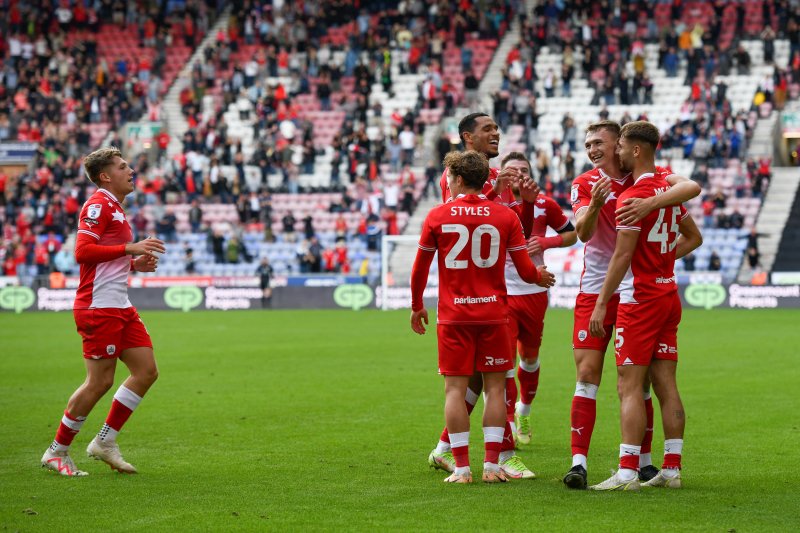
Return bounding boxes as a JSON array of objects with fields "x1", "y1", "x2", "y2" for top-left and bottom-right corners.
[
  {"x1": 106, "y1": 344, "x2": 116, "y2": 355},
  {"x1": 87, "y1": 203, "x2": 102, "y2": 219},
  {"x1": 578, "y1": 329, "x2": 588, "y2": 341}
]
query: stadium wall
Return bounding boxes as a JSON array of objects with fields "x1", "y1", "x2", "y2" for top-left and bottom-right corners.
[{"x1": 1, "y1": 282, "x2": 799, "y2": 314}]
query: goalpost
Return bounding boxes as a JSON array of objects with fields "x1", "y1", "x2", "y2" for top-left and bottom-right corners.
[{"x1": 379, "y1": 234, "x2": 439, "y2": 311}]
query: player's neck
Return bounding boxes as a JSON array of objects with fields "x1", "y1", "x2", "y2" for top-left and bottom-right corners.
[
  {"x1": 598, "y1": 163, "x2": 624, "y2": 180},
  {"x1": 99, "y1": 186, "x2": 125, "y2": 203},
  {"x1": 464, "y1": 144, "x2": 490, "y2": 161},
  {"x1": 632, "y1": 163, "x2": 657, "y2": 181}
]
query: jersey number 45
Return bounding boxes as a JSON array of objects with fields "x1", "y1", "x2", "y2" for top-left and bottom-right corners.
[{"x1": 647, "y1": 207, "x2": 682, "y2": 254}]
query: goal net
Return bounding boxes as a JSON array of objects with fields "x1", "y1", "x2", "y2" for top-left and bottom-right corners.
[{"x1": 379, "y1": 234, "x2": 440, "y2": 311}]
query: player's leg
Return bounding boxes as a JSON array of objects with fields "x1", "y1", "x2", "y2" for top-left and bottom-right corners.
[
  {"x1": 504, "y1": 306, "x2": 521, "y2": 441},
  {"x1": 261, "y1": 286, "x2": 272, "y2": 308},
  {"x1": 562, "y1": 348, "x2": 603, "y2": 488},
  {"x1": 43, "y1": 309, "x2": 121, "y2": 476},
  {"x1": 590, "y1": 364, "x2": 648, "y2": 491},
  {"x1": 639, "y1": 374, "x2": 658, "y2": 481},
  {"x1": 482, "y1": 370, "x2": 509, "y2": 483},
  {"x1": 644, "y1": 294, "x2": 683, "y2": 488},
  {"x1": 515, "y1": 347, "x2": 540, "y2": 445},
  {"x1": 564, "y1": 293, "x2": 616, "y2": 488},
  {"x1": 87, "y1": 309, "x2": 156, "y2": 473},
  {"x1": 646, "y1": 359, "x2": 684, "y2": 488},
  {"x1": 514, "y1": 293, "x2": 546, "y2": 444},
  {"x1": 42, "y1": 358, "x2": 117, "y2": 476},
  {"x1": 430, "y1": 372, "x2": 481, "y2": 472},
  {"x1": 443, "y1": 374, "x2": 472, "y2": 482},
  {"x1": 437, "y1": 324, "x2": 475, "y2": 483},
  {"x1": 504, "y1": 367, "x2": 518, "y2": 437},
  {"x1": 475, "y1": 324, "x2": 533, "y2": 479}
]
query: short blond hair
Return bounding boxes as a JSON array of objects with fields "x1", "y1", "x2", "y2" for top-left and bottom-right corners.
[
  {"x1": 443, "y1": 150, "x2": 489, "y2": 190},
  {"x1": 83, "y1": 146, "x2": 122, "y2": 185},
  {"x1": 585, "y1": 120, "x2": 621, "y2": 138}
]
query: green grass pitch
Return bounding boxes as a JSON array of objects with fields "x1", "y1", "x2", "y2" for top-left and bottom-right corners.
[{"x1": 1, "y1": 308, "x2": 798, "y2": 531}]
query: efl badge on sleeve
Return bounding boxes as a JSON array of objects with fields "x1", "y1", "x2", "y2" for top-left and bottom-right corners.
[
  {"x1": 570, "y1": 186, "x2": 579, "y2": 204},
  {"x1": 87, "y1": 204, "x2": 102, "y2": 220}
]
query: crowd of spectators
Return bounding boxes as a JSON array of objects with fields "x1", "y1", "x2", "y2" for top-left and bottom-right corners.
[
  {"x1": 174, "y1": 0, "x2": 515, "y2": 194},
  {"x1": 0, "y1": 1, "x2": 219, "y2": 277},
  {"x1": 2, "y1": 0, "x2": 799, "y2": 279},
  {"x1": 124, "y1": 0, "x2": 516, "y2": 272},
  {"x1": 480, "y1": 0, "x2": 797, "y2": 216}
]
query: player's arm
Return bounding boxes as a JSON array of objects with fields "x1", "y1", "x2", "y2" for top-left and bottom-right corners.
[
  {"x1": 409, "y1": 247, "x2": 434, "y2": 335},
  {"x1": 74, "y1": 234, "x2": 165, "y2": 264},
  {"x1": 517, "y1": 178, "x2": 541, "y2": 237},
  {"x1": 675, "y1": 213, "x2": 703, "y2": 259},
  {"x1": 528, "y1": 222, "x2": 578, "y2": 254},
  {"x1": 589, "y1": 229, "x2": 637, "y2": 337},
  {"x1": 575, "y1": 175, "x2": 611, "y2": 242},
  {"x1": 439, "y1": 171, "x2": 449, "y2": 202},
  {"x1": 509, "y1": 248, "x2": 555, "y2": 288},
  {"x1": 616, "y1": 175, "x2": 701, "y2": 225},
  {"x1": 506, "y1": 215, "x2": 555, "y2": 288}
]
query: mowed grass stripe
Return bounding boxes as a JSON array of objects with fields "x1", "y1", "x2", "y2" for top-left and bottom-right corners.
[{"x1": 0, "y1": 309, "x2": 797, "y2": 531}]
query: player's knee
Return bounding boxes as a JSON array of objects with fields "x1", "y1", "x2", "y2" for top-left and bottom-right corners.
[
  {"x1": 141, "y1": 366, "x2": 159, "y2": 385},
  {"x1": 89, "y1": 374, "x2": 115, "y2": 394},
  {"x1": 616, "y1": 373, "x2": 640, "y2": 399},
  {"x1": 576, "y1": 366, "x2": 601, "y2": 385}
]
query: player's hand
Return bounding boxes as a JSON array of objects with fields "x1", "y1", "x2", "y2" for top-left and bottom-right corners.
[
  {"x1": 535, "y1": 265, "x2": 555, "y2": 288},
  {"x1": 494, "y1": 167, "x2": 519, "y2": 194},
  {"x1": 518, "y1": 177, "x2": 540, "y2": 203},
  {"x1": 527, "y1": 236, "x2": 544, "y2": 255},
  {"x1": 133, "y1": 254, "x2": 158, "y2": 272},
  {"x1": 589, "y1": 176, "x2": 612, "y2": 209},
  {"x1": 616, "y1": 196, "x2": 655, "y2": 226},
  {"x1": 126, "y1": 237, "x2": 166, "y2": 257},
  {"x1": 410, "y1": 308, "x2": 429, "y2": 335},
  {"x1": 589, "y1": 303, "x2": 607, "y2": 338}
]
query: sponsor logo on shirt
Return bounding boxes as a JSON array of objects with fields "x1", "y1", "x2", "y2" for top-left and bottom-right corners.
[
  {"x1": 453, "y1": 295, "x2": 498, "y2": 305},
  {"x1": 82, "y1": 217, "x2": 99, "y2": 226},
  {"x1": 87, "y1": 204, "x2": 102, "y2": 219},
  {"x1": 656, "y1": 276, "x2": 676, "y2": 284},
  {"x1": 484, "y1": 356, "x2": 509, "y2": 366}
]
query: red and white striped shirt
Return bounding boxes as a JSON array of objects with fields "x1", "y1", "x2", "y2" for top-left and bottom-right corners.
[{"x1": 74, "y1": 188, "x2": 133, "y2": 309}]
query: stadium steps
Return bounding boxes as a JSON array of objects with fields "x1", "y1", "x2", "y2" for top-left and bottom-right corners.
[
  {"x1": 772, "y1": 181, "x2": 800, "y2": 274},
  {"x1": 163, "y1": 10, "x2": 232, "y2": 158},
  {"x1": 756, "y1": 167, "x2": 800, "y2": 277},
  {"x1": 477, "y1": 12, "x2": 522, "y2": 112}
]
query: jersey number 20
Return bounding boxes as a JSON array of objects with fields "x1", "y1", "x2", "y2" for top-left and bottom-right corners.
[
  {"x1": 442, "y1": 224, "x2": 500, "y2": 269},
  {"x1": 647, "y1": 207, "x2": 682, "y2": 253}
]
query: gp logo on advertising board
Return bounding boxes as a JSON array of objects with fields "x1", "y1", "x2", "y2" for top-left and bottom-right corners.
[
  {"x1": 333, "y1": 284, "x2": 373, "y2": 310},
  {"x1": 684, "y1": 283, "x2": 727, "y2": 309},
  {"x1": 164, "y1": 286, "x2": 203, "y2": 312},
  {"x1": 0, "y1": 286, "x2": 35, "y2": 313}
]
